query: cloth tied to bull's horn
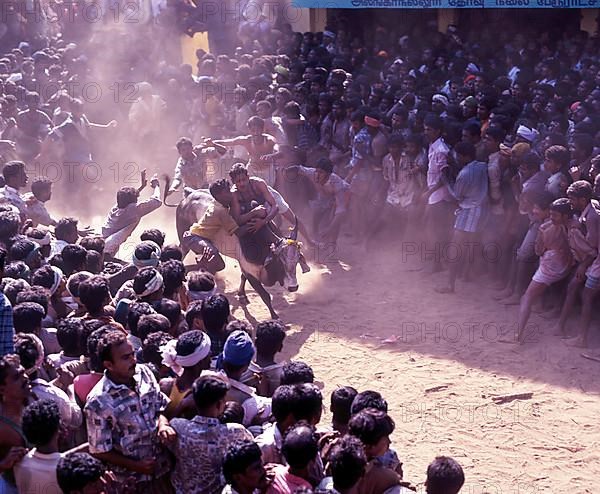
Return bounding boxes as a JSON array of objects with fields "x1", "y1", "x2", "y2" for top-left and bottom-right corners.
[
  {"x1": 137, "y1": 270, "x2": 164, "y2": 298},
  {"x1": 160, "y1": 333, "x2": 212, "y2": 376},
  {"x1": 289, "y1": 216, "x2": 299, "y2": 240}
]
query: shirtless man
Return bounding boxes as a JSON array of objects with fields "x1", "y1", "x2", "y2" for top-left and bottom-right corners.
[
  {"x1": 229, "y1": 163, "x2": 280, "y2": 266},
  {"x1": 215, "y1": 117, "x2": 278, "y2": 186},
  {"x1": 168, "y1": 137, "x2": 227, "y2": 195},
  {"x1": 183, "y1": 173, "x2": 312, "y2": 274}
]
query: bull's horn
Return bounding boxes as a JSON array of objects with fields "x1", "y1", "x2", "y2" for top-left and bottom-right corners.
[{"x1": 290, "y1": 215, "x2": 299, "y2": 240}]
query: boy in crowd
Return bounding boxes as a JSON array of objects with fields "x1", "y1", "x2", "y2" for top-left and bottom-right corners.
[
  {"x1": 23, "y1": 177, "x2": 57, "y2": 227},
  {"x1": 348, "y1": 409, "x2": 403, "y2": 494},
  {"x1": 0, "y1": 354, "x2": 30, "y2": 490},
  {"x1": 167, "y1": 374, "x2": 253, "y2": 493},
  {"x1": 543, "y1": 145, "x2": 571, "y2": 199},
  {"x1": 159, "y1": 329, "x2": 212, "y2": 418},
  {"x1": 513, "y1": 198, "x2": 573, "y2": 344},
  {"x1": 331, "y1": 386, "x2": 358, "y2": 435},
  {"x1": 425, "y1": 456, "x2": 465, "y2": 494},
  {"x1": 249, "y1": 320, "x2": 286, "y2": 397},
  {"x1": 222, "y1": 440, "x2": 270, "y2": 494},
  {"x1": 316, "y1": 435, "x2": 367, "y2": 494},
  {"x1": 266, "y1": 422, "x2": 319, "y2": 494},
  {"x1": 56, "y1": 452, "x2": 112, "y2": 494},
  {"x1": 280, "y1": 361, "x2": 314, "y2": 385},
  {"x1": 202, "y1": 294, "x2": 231, "y2": 357},
  {"x1": 14, "y1": 399, "x2": 62, "y2": 494},
  {"x1": 256, "y1": 383, "x2": 323, "y2": 464},
  {"x1": 423, "y1": 114, "x2": 452, "y2": 274},
  {"x1": 554, "y1": 180, "x2": 600, "y2": 340},
  {"x1": 436, "y1": 142, "x2": 489, "y2": 294},
  {"x1": 219, "y1": 330, "x2": 271, "y2": 427}
]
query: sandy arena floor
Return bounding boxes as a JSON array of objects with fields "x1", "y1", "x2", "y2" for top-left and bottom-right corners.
[{"x1": 84, "y1": 201, "x2": 600, "y2": 494}]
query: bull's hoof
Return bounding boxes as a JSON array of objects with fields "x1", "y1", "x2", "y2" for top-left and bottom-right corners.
[{"x1": 237, "y1": 293, "x2": 249, "y2": 305}]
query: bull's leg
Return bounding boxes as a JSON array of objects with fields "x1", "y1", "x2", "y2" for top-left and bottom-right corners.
[
  {"x1": 237, "y1": 274, "x2": 249, "y2": 305},
  {"x1": 246, "y1": 274, "x2": 278, "y2": 320}
]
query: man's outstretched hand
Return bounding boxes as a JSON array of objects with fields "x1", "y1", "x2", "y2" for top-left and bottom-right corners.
[{"x1": 196, "y1": 245, "x2": 216, "y2": 266}]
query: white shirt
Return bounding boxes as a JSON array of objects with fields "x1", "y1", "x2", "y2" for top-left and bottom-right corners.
[
  {"x1": 427, "y1": 137, "x2": 451, "y2": 205},
  {"x1": 487, "y1": 151, "x2": 503, "y2": 215},
  {"x1": 31, "y1": 378, "x2": 82, "y2": 429},
  {"x1": 0, "y1": 185, "x2": 26, "y2": 215},
  {"x1": 49, "y1": 239, "x2": 69, "y2": 258},
  {"x1": 14, "y1": 449, "x2": 63, "y2": 494}
]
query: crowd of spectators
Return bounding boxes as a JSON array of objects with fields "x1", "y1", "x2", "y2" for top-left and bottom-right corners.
[{"x1": 0, "y1": 3, "x2": 599, "y2": 493}]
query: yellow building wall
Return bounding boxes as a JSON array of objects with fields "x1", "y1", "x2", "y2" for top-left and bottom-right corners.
[
  {"x1": 580, "y1": 9, "x2": 598, "y2": 35},
  {"x1": 181, "y1": 32, "x2": 210, "y2": 66}
]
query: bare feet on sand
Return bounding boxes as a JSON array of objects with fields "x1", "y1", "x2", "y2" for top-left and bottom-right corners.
[
  {"x1": 539, "y1": 309, "x2": 560, "y2": 320},
  {"x1": 549, "y1": 322, "x2": 567, "y2": 337},
  {"x1": 501, "y1": 295, "x2": 521, "y2": 306},
  {"x1": 564, "y1": 335, "x2": 587, "y2": 348},
  {"x1": 493, "y1": 288, "x2": 513, "y2": 301}
]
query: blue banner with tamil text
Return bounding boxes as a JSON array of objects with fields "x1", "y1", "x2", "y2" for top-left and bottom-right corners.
[{"x1": 292, "y1": 0, "x2": 598, "y2": 7}]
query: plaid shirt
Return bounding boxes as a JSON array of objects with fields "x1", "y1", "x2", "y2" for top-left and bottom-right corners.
[
  {"x1": 168, "y1": 416, "x2": 253, "y2": 494},
  {"x1": 0, "y1": 293, "x2": 14, "y2": 357},
  {"x1": 84, "y1": 364, "x2": 170, "y2": 482}
]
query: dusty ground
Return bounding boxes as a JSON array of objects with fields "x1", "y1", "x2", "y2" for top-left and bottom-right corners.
[{"x1": 78, "y1": 199, "x2": 600, "y2": 494}]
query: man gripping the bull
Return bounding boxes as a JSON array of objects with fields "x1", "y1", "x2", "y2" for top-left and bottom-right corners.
[
  {"x1": 181, "y1": 178, "x2": 264, "y2": 273},
  {"x1": 182, "y1": 164, "x2": 310, "y2": 274}
]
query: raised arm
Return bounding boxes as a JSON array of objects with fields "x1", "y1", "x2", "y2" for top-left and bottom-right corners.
[
  {"x1": 136, "y1": 174, "x2": 162, "y2": 216},
  {"x1": 213, "y1": 136, "x2": 249, "y2": 147},
  {"x1": 169, "y1": 159, "x2": 184, "y2": 192}
]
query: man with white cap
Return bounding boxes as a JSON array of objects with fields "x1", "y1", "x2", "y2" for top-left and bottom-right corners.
[
  {"x1": 431, "y1": 94, "x2": 449, "y2": 119},
  {"x1": 322, "y1": 31, "x2": 337, "y2": 55},
  {"x1": 515, "y1": 124, "x2": 539, "y2": 145},
  {"x1": 159, "y1": 330, "x2": 212, "y2": 418}
]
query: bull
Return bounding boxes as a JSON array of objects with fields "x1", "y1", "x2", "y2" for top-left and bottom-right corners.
[{"x1": 175, "y1": 188, "x2": 307, "y2": 319}]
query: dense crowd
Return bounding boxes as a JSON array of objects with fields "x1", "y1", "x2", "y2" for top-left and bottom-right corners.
[{"x1": 0, "y1": 3, "x2": 599, "y2": 494}]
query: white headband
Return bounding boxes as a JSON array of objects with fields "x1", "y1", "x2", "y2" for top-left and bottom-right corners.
[
  {"x1": 138, "y1": 271, "x2": 164, "y2": 298},
  {"x1": 66, "y1": 271, "x2": 93, "y2": 299},
  {"x1": 187, "y1": 285, "x2": 217, "y2": 302},
  {"x1": 132, "y1": 241, "x2": 162, "y2": 268},
  {"x1": 516, "y1": 125, "x2": 539, "y2": 143},
  {"x1": 24, "y1": 333, "x2": 45, "y2": 375},
  {"x1": 160, "y1": 335, "x2": 212, "y2": 376},
  {"x1": 49, "y1": 266, "x2": 63, "y2": 297}
]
